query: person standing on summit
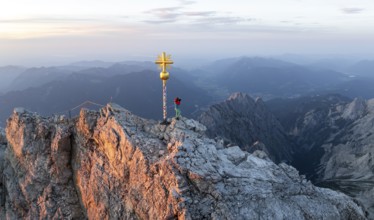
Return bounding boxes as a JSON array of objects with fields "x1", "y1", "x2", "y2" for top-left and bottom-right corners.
[{"x1": 174, "y1": 97, "x2": 182, "y2": 119}]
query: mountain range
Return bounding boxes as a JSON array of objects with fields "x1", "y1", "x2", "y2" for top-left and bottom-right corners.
[
  {"x1": 193, "y1": 57, "x2": 374, "y2": 100},
  {"x1": 0, "y1": 56, "x2": 374, "y2": 218},
  {"x1": 0, "y1": 70, "x2": 211, "y2": 127},
  {"x1": 1, "y1": 56, "x2": 374, "y2": 124},
  {"x1": 346, "y1": 60, "x2": 374, "y2": 77}
]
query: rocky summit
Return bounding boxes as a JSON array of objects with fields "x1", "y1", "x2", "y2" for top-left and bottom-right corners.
[{"x1": 0, "y1": 104, "x2": 367, "y2": 219}]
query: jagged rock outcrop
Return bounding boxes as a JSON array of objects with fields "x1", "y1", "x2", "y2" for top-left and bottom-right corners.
[
  {"x1": 2, "y1": 108, "x2": 83, "y2": 219},
  {"x1": 0, "y1": 104, "x2": 367, "y2": 219},
  {"x1": 0, "y1": 128, "x2": 7, "y2": 217},
  {"x1": 267, "y1": 95, "x2": 374, "y2": 218},
  {"x1": 320, "y1": 98, "x2": 374, "y2": 218},
  {"x1": 199, "y1": 92, "x2": 294, "y2": 163}
]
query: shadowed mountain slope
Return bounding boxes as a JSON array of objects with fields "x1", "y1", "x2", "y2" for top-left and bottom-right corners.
[
  {"x1": 199, "y1": 92, "x2": 295, "y2": 163},
  {"x1": 0, "y1": 70, "x2": 212, "y2": 126}
]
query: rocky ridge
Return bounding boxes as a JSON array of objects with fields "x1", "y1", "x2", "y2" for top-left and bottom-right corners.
[
  {"x1": 199, "y1": 92, "x2": 294, "y2": 163},
  {"x1": 2, "y1": 108, "x2": 83, "y2": 219},
  {"x1": 0, "y1": 128, "x2": 7, "y2": 212},
  {"x1": 319, "y1": 98, "x2": 374, "y2": 218},
  {"x1": 0, "y1": 104, "x2": 367, "y2": 219}
]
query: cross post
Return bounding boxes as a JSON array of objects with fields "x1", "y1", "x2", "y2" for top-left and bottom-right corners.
[{"x1": 155, "y1": 52, "x2": 174, "y2": 123}]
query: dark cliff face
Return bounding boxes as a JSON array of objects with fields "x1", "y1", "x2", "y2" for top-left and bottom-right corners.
[
  {"x1": 199, "y1": 92, "x2": 374, "y2": 218},
  {"x1": 268, "y1": 95, "x2": 374, "y2": 180},
  {"x1": 267, "y1": 95, "x2": 374, "y2": 218},
  {"x1": 267, "y1": 94, "x2": 353, "y2": 180},
  {"x1": 0, "y1": 104, "x2": 367, "y2": 219},
  {"x1": 199, "y1": 92, "x2": 295, "y2": 163}
]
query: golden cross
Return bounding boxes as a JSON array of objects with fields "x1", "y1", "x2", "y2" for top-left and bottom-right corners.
[{"x1": 155, "y1": 52, "x2": 173, "y2": 73}]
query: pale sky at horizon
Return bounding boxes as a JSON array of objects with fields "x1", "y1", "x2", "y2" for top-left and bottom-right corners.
[{"x1": 0, "y1": 0, "x2": 373, "y2": 66}]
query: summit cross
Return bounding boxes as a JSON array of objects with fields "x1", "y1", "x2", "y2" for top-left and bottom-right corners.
[
  {"x1": 155, "y1": 52, "x2": 173, "y2": 73},
  {"x1": 155, "y1": 52, "x2": 174, "y2": 123}
]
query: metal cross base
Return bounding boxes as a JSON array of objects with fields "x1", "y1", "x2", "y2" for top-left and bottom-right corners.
[{"x1": 160, "y1": 119, "x2": 170, "y2": 125}]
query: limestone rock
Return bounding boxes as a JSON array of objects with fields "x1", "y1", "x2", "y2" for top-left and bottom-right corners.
[
  {"x1": 199, "y1": 92, "x2": 294, "y2": 163},
  {"x1": 342, "y1": 97, "x2": 367, "y2": 120},
  {"x1": 0, "y1": 104, "x2": 367, "y2": 219},
  {"x1": 2, "y1": 109, "x2": 83, "y2": 219},
  {"x1": 269, "y1": 95, "x2": 374, "y2": 218},
  {"x1": 71, "y1": 104, "x2": 366, "y2": 219},
  {"x1": 0, "y1": 128, "x2": 7, "y2": 217}
]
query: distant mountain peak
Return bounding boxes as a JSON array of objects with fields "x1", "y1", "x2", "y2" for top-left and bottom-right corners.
[
  {"x1": 342, "y1": 97, "x2": 367, "y2": 120},
  {"x1": 228, "y1": 92, "x2": 251, "y2": 101},
  {"x1": 255, "y1": 97, "x2": 264, "y2": 104},
  {"x1": 227, "y1": 92, "x2": 265, "y2": 109}
]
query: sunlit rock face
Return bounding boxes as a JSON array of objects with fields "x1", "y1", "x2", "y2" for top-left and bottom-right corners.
[
  {"x1": 0, "y1": 128, "x2": 7, "y2": 219},
  {"x1": 2, "y1": 108, "x2": 83, "y2": 219},
  {"x1": 0, "y1": 104, "x2": 367, "y2": 219}
]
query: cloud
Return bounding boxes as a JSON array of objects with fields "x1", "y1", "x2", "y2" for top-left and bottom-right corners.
[
  {"x1": 143, "y1": 4, "x2": 255, "y2": 27},
  {"x1": 194, "y1": 16, "x2": 254, "y2": 25},
  {"x1": 144, "y1": 7, "x2": 217, "y2": 24},
  {"x1": 183, "y1": 11, "x2": 216, "y2": 17},
  {"x1": 142, "y1": 19, "x2": 178, "y2": 24},
  {"x1": 146, "y1": 7, "x2": 182, "y2": 13},
  {"x1": 144, "y1": 7, "x2": 182, "y2": 23},
  {"x1": 143, "y1": 6, "x2": 253, "y2": 26},
  {"x1": 341, "y1": 8, "x2": 364, "y2": 14},
  {"x1": 177, "y1": 0, "x2": 196, "y2": 5},
  {"x1": 0, "y1": 16, "x2": 138, "y2": 40}
]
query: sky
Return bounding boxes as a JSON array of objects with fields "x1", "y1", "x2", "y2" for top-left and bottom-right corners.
[{"x1": 0, "y1": 0, "x2": 373, "y2": 66}]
